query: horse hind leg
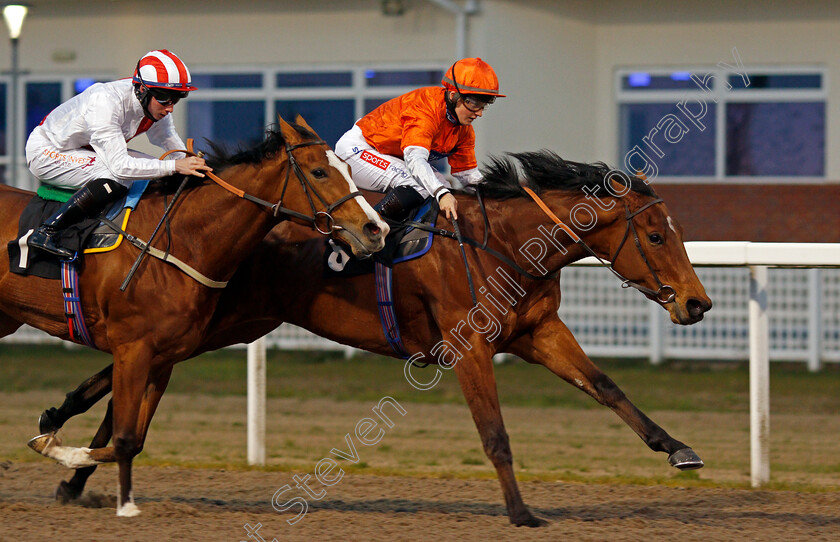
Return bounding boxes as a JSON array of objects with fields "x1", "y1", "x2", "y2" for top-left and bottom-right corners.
[
  {"x1": 452, "y1": 347, "x2": 547, "y2": 527},
  {"x1": 508, "y1": 316, "x2": 703, "y2": 470},
  {"x1": 55, "y1": 399, "x2": 114, "y2": 502},
  {"x1": 39, "y1": 364, "x2": 114, "y2": 434}
]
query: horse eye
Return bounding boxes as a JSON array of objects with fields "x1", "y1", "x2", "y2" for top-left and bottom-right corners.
[
  {"x1": 311, "y1": 168, "x2": 328, "y2": 179},
  {"x1": 648, "y1": 233, "x2": 664, "y2": 245}
]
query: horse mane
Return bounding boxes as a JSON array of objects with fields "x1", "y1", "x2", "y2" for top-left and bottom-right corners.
[
  {"x1": 477, "y1": 150, "x2": 658, "y2": 200},
  {"x1": 204, "y1": 123, "x2": 318, "y2": 170}
]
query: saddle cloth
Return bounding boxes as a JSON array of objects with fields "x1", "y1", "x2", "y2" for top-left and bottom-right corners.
[
  {"x1": 324, "y1": 197, "x2": 439, "y2": 277},
  {"x1": 8, "y1": 181, "x2": 149, "y2": 280}
]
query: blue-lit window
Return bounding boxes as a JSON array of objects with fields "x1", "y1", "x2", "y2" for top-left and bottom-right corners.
[
  {"x1": 74, "y1": 78, "x2": 101, "y2": 94},
  {"x1": 726, "y1": 102, "x2": 824, "y2": 176},
  {"x1": 621, "y1": 72, "x2": 697, "y2": 91},
  {"x1": 274, "y1": 99, "x2": 354, "y2": 148},
  {"x1": 617, "y1": 68, "x2": 826, "y2": 179},
  {"x1": 187, "y1": 66, "x2": 446, "y2": 154},
  {"x1": 364, "y1": 97, "x2": 392, "y2": 114},
  {"x1": 26, "y1": 82, "x2": 62, "y2": 140},
  {"x1": 729, "y1": 73, "x2": 821, "y2": 91},
  {"x1": 187, "y1": 101, "x2": 265, "y2": 152},
  {"x1": 192, "y1": 73, "x2": 263, "y2": 89},
  {"x1": 365, "y1": 70, "x2": 443, "y2": 87},
  {"x1": 276, "y1": 72, "x2": 351, "y2": 88},
  {"x1": 620, "y1": 102, "x2": 716, "y2": 176}
]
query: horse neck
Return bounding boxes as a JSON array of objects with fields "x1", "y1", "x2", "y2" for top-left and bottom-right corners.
[
  {"x1": 174, "y1": 163, "x2": 282, "y2": 281},
  {"x1": 479, "y1": 190, "x2": 624, "y2": 278}
]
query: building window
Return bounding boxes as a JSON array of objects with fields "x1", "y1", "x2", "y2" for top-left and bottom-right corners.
[
  {"x1": 2, "y1": 74, "x2": 111, "y2": 189},
  {"x1": 187, "y1": 100, "x2": 266, "y2": 150},
  {"x1": 616, "y1": 68, "x2": 826, "y2": 180},
  {"x1": 186, "y1": 65, "x2": 445, "y2": 152}
]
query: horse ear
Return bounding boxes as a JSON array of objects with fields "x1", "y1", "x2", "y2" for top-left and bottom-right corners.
[
  {"x1": 277, "y1": 114, "x2": 303, "y2": 145},
  {"x1": 294, "y1": 115, "x2": 320, "y2": 138}
]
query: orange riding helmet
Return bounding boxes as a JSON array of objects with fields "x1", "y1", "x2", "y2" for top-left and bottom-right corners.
[{"x1": 441, "y1": 57, "x2": 506, "y2": 98}]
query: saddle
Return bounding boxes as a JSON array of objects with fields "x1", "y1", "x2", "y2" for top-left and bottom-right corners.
[
  {"x1": 8, "y1": 181, "x2": 149, "y2": 280},
  {"x1": 324, "y1": 197, "x2": 439, "y2": 277}
]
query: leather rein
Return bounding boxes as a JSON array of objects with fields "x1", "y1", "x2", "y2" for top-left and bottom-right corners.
[
  {"x1": 400, "y1": 187, "x2": 676, "y2": 305},
  {"x1": 522, "y1": 186, "x2": 675, "y2": 304},
  {"x1": 114, "y1": 137, "x2": 362, "y2": 289},
  {"x1": 164, "y1": 138, "x2": 361, "y2": 234}
]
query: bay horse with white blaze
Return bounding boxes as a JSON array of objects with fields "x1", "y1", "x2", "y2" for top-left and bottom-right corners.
[
  {"x1": 32, "y1": 151, "x2": 709, "y2": 526},
  {"x1": 0, "y1": 115, "x2": 388, "y2": 516}
]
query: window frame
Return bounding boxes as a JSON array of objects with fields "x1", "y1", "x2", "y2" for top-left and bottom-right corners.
[
  {"x1": 2, "y1": 72, "x2": 114, "y2": 190},
  {"x1": 615, "y1": 65, "x2": 828, "y2": 183},
  {"x1": 185, "y1": 62, "x2": 447, "y2": 146}
]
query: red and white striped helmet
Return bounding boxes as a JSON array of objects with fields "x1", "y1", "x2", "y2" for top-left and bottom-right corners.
[{"x1": 132, "y1": 50, "x2": 197, "y2": 92}]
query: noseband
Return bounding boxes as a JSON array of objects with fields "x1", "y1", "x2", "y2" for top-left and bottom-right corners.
[
  {"x1": 186, "y1": 138, "x2": 361, "y2": 235},
  {"x1": 272, "y1": 139, "x2": 362, "y2": 235},
  {"x1": 609, "y1": 198, "x2": 676, "y2": 304},
  {"x1": 522, "y1": 187, "x2": 675, "y2": 304}
]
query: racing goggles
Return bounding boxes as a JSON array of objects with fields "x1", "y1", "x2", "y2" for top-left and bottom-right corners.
[
  {"x1": 462, "y1": 94, "x2": 495, "y2": 113},
  {"x1": 150, "y1": 88, "x2": 188, "y2": 106}
]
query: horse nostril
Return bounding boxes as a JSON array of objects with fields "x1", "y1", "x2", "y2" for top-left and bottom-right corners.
[
  {"x1": 364, "y1": 222, "x2": 381, "y2": 238},
  {"x1": 686, "y1": 298, "x2": 709, "y2": 318}
]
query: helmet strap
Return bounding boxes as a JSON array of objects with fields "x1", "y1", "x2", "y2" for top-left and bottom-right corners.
[
  {"x1": 133, "y1": 61, "x2": 159, "y2": 122},
  {"x1": 444, "y1": 90, "x2": 461, "y2": 125}
]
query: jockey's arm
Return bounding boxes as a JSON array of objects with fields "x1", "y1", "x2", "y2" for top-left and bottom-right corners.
[
  {"x1": 87, "y1": 94, "x2": 177, "y2": 181},
  {"x1": 403, "y1": 145, "x2": 458, "y2": 220},
  {"x1": 451, "y1": 167, "x2": 482, "y2": 187}
]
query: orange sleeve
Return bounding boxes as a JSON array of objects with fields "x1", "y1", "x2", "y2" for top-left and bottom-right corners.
[
  {"x1": 447, "y1": 128, "x2": 477, "y2": 172},
  {"x1": 399, "y1": 98, "x2": 440, "y2": 152}
]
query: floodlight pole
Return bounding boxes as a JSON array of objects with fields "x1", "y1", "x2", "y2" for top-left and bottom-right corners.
[
  {"x1": 3, "y1": 4, "x2": 28, "y2": 187},
  {"x1": 9, "y1": 35, "x2": 18, "y2": 185}
]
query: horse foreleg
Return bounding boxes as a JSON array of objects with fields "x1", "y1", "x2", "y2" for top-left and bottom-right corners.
[
  {"x1": 111, "y1": 346, "x2": 173, "y2": 517},
  {"x1": 39, "y1": 364, "x2": 114, "y2": 434},
  {"x1": 508, "y1": 316, "x2": 703, "y2": 469},
  {"x1": 452, "y1": 349, "x2": 547, "y2": 527}
]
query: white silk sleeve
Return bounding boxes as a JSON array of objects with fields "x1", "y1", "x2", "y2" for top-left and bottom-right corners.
[
  {"x1": 451, "y1": 167, "x2": 482, "y2": 187},
  {"x1": 147, "y1": 116, "x2": 187, "y2": 160},
  {"x1": 403, "y1": 145, "x2": 450, "y2": 201},
  {"x1": 86, "y1": 95, "x2": 176, "y2": 180}
]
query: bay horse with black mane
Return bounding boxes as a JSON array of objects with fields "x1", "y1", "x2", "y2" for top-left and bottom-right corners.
[
  {"x1": 31, "y1": 151, "x2": 710, "y2": 526},
  {"x1": 0, "y1": 115, "x2": 387, "y2": 516}
]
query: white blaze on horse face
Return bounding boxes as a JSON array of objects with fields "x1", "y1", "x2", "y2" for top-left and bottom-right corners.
[
  {"x1": 667, "y1": 215, "x2": 678, "y2": 235},
  {"x1": 326, "y1": 150, "x2": 385, "y2": 229}
]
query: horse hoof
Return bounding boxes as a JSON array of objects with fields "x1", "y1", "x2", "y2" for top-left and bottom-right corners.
[
  {"x1": 116, "y1": 502, "x2": 142, "y2": 517},
  {"x1": 668, "y1": 447, "x2": 704, "y2": 470},
  {"x1": 27, "y1": 433, "x2": 60, "y2": 455},
  {"x1": 54, "y1": 480, "x2": 82, "y2": 503},
  {"x1": 511, "y1": 513, "x2": 549, "y2": 528},
  {"x1": 39, "y1": 409, "x2": 61, "y2": 434}
]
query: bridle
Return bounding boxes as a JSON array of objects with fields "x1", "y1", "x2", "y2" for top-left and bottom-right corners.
[
  {"x1": 172, "y1": 138, "x2": 362, "y2": 235},
  {"x1": 608, "y1": 198, "x2": 676, "y2": 304},
  {"x1": 522, "y1": 187, "x2": 676, "y2": 304},
  {"x1": 270, "y1": 139, "x2": 362, "y2": 235}
]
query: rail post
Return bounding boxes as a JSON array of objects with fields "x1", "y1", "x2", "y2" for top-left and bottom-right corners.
[
  {"x1": 749, "y1": 265, "x2": 770, "y2": 487},
  {"x1": 247, "y1": 337, "x2": 267, "y2": 466}
]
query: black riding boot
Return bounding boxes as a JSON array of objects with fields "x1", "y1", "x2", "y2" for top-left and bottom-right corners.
[
  {"x1": 374, "y1": 186, "x2": 426, "y2": 222},
  {"x1": 28, "y1": 178, "x2": 128, "y2": 259}
]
